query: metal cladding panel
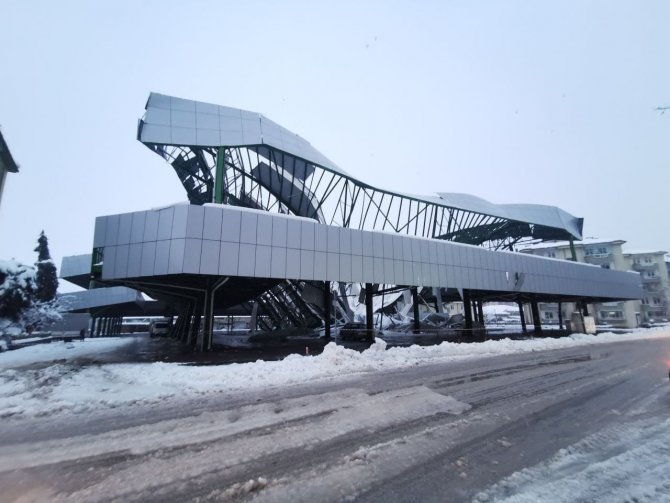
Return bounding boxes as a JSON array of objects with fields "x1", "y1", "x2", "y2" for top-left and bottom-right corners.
[
  {"x1": 154, "y1": 241, "x2": 170, "y2": 275},
  {"x1": 300, "y1": 221, "x2": 315, "y2": 250},
  {"x1": 383, "y1": 234, "x2": 393, "y2": 259},
  {"x1": 105, "y1": 215, "x2": 119, "y2": 247},
  {"x1": 411, "y1": 239, "x2": 421, "y2": 265},
  {"x1": 219, "y1": 242, "x2": 239, "y2": 276},
  {"x1": 102, "y1": 246, "x2": 116, "y2": 280},
  {"x1": 200, "y1": 240, "x2": 220, "y2": 275},
  {"x1": 286, "y1": 219, "x2": 301, "y2": 249},
  {"x1": 157, "y1": 208, "x2": 174, "y2": 241},
  {"x1": 392, "y1": 236, "x2": 404, "y2": 261},
  {"x1": 363, "y1": 256, "x2": 374, "y2": 279},
  {"x1": 270, "y1": 247, "x2": 287, "y2": 278},
  {"x1": 420, "y1": 240, "x2": 430, "y2": 263},
  {"x1": 373, "y1": 257, "x2": 384, "y2": 284},
  {"x1": 362, "y1": 232, "x2": 374, "y2": 257},
  {"x1": 314, "y1": 251, "x2": 327, "y2": 281},
  {"x1": 402, "y1": 237, "x2": 413, "y2": 262},
  {"x1": 403, "y1": 261, "x2": 413, "y2": 285},
  {"x1": 93, "y1": 217, "x2": 107, "y2": 248},
  {"x1": 198, "y1": 128, "x2": 220, "y2": 145},
  {"x1": 186, "y1": 205, "x2": 205, "y2": 239},
  {"x1": 143, "y1": 211, "x2": 159, "y2": 242},
  {"x1": 117, "y1": 214, "x2": 133, "y2": 245},
  {"x1": 171, "y1": 127, "x2": 196, "y2": 145},
  {"x1": 196, "y1": 112, "x2": 218, "y2": 130},
  {"x1": 327, "y1": 227, "x2": 339, "y2": 253},
  {"x1": 140, "y1": 242, "x2": 157, "y2": 276},
  {"x1": 286, "y1": 248, "x2": 301, "y2": 279},
  {"x1": 396, "y1": 260, "x2": 406, "y2": 284},
  {"x1": 351, "y1": 255, "x2": 364, "y2": 283},
  {"x1": 240, "y1": 212, "x2": 258, "y2": 244},
  {"x1": 315, "y1": 224, "x2": 328, "y2": 252},
  {"x1": 301, "y1": 250, "x2": 315, "y2": 280},
  {"x1": 340, "y1": 254, "x2": 353, "y2": 283},
  {"x1": 386, "y1": 259, "x2": 396, "y2": 284},
  {"x1": 340, "y1": 228, "x2": 352, "y2": 255},
  {"x1": 114, "y1": 245, "x2": 129, "y2": 278},
  {"x1": 203, "y1": 206, "x2": 223, "y2": 241},
  {"x1": 238, "y1": 244, "x2": 256, "y2": 276},
  {"x1": 272, "y1": 217, "x2": 288, "y2": 248},
  {"x1": 327, "y1": 252, "x2": 339, "y2": 279},
  {"x1": 168, "y1": 239, "x2": 185, "y2": 275},
  {"x1": 131, "y1": 212, "x2": 147, "y2": 243},
  {"x1": 255, "y1": 245, "x2": 272, "y2": 277},
  {"x1": 373, "y1": 233, "x2": 384, "y2": 258},
  {"x1": 255, "y1": 214, "x2": 273, "y2": 246},
  {"x1": 429, "y1": 241, "x2": 438, "y2": 264}
]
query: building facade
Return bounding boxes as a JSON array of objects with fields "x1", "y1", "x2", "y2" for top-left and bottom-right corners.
[
  {"x1": 0, "y1": 129, "x2": 19, "y2": 208},
  {"x1": 521, "y1": 239, "x2": 669, "y2": 328}
]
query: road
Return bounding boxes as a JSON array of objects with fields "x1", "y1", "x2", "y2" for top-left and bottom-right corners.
[{"x1": 1, "y1": 337, "x2": 669, "y2": 502}]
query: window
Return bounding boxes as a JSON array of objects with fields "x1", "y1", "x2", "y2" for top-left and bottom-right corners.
[
  {"x1": 545, "y1": 251, "x2": 556, "y2": 258},
  {"x1": 644, "y1": 257, "x2": 653, "y2": 264}
]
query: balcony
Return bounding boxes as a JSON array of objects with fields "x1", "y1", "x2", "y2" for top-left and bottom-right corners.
[
  {"x1": 631, "y1": 262, "x2": 658, "y2": 272},
  {"x1": 641, "y1": 274, "x2": 661, "y2": 283}
]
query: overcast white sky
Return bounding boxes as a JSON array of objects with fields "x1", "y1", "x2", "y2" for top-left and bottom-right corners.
[{"x1": 1, "y1": 0, "x2": 669, "y2": 292}]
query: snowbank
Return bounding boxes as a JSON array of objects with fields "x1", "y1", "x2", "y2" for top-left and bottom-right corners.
[{"x1": 0, "y1": 328, "x2": 668, "y2": 419}]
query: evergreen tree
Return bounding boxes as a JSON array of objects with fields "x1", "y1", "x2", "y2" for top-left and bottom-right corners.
[{"x1": 34, "y1": 231, "x2": 58, "y2": 302}]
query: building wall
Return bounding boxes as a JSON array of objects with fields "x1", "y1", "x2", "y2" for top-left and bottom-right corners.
[{"x1": 626, "y1": 252, "x2": 670, "y2": 323}]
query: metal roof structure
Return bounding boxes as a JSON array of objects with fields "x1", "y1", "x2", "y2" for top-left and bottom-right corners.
[{"x1": 138, "y1": 93, "x2": 583, "y2": 250}]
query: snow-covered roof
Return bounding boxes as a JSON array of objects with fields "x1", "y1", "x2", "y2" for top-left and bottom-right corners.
[
  {"x1": 520, "y1": 237, "x2": 625, "y2": 251},
  {"x1": 623, "y1": 249, "x2": 668, "y2": 256}
]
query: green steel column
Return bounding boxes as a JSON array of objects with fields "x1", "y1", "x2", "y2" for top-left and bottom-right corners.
[{"x1": 214, "y1": 146, "x2": 226, "y2": 204}]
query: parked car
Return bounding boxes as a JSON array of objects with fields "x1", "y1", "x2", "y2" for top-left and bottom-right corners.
[{"x1": 339, "y1": 322, "x2": 377, "y2": 341}]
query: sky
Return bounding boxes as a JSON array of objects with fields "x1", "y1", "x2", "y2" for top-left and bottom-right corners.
[{"x1": 1, "y1": 0, "x2": 669, "y2": 292}]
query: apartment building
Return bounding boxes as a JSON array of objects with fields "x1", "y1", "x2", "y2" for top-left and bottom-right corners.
[{"x1": 520, "y1": 238, "x2": 668, "y2": 328}]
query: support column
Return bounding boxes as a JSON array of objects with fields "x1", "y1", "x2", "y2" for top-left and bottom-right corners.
[
  {"x1": 581, "y1": 302, "x2": 590, "y2": 316},
  {"x1": 250, "y1": 302, "x2": 258, "y2": 332},
  {"x1": 324, "y1": 281, "x2": 331, "y2": 341},
  {"x1": 558, "y1": 302, "x2": 563, "y2": 330},
  {"x1": 463, "y1": 289, "x2": 473, "y2": 330},
  {"x1": 433, "y1": 287, "x2": 444, "y2": 313},
  {"x1": 188, "y1": 302, "x2": 202, "y2": 348},
  {"x1": 531, "y1": 299, "x2": 542, "y2": 334},
  {"x1": 365, "y1": 283, "x2": 374, "y2": 341},
  {"x1": 411, "y1": 286, "x2": 421, "y2": 332},
  {"x1": 477, "y1": 301, "x2": 485, "y2": 327},
  {"x1": 181, "y1": 305, "x2": 193, "y2": 343},
  {"x1": 518, "y1": 301, "x2": 527, "y2": 333}
]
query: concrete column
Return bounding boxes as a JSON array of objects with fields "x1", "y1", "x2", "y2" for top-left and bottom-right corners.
[
  {"x1": 201, "y1": 290, "x2": 214, "y2": 352},
  {"x1": 558, "y1": 302, "x2": 564, "y2": 330},
  {"x1": 582, "y1": 302, "x2": 590, "y2": 316},
  {"x1": 188, "y1": 303, "x2": 202, "y2": 348},
  {"x1": 518, "y1": 301, "x2": 527, "y2": 333},
  {"x1": 463, "y1": 289, "x2": 473, "y2": 330},
  {"x1": 411, "y1": 286, "x2": 421, "y2": 332},
  {"x1": 531, "y1": 300, "x2": 542, "y2": 334},
  {"x1": 365, "y1": 283, "x2": 374, "y2": 341},
  {"x1": 250, "y1": 302, "x2": 258, "y2": 332},
  {"x1": 324, "y1": 281, "x2": 331, "y2": 341},
  {"x1": 181, "y1": 306, "x2": 193, "y2": 343}
]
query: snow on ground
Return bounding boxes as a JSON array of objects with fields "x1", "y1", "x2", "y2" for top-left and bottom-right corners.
[
  {"x1": 473, "y1": 415, "x2": 670, "y2": 503},
  {"x1": 0, "y1": 328, "x2": 668, "y2": 420}
]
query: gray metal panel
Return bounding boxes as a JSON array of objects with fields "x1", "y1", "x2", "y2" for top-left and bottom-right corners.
[
  {"x1": 130, "y1": 212, "x2": 146, "y2": 243},
  {"x1": 315, "y1": 224, "x2": 328, "y2": 252},
  {"x1": 105, "y1": 215, "x2": 120, "y2": 246},
  {"x1": 286, "y1": 219, "x2": 301, "y2": 249},
  {"x1": 154, "y1": 241, "x2": 170, "y2": 275},
  {"x1": 351, "y1": 255, "x2": 364, "y2": 283},
  {"x1": 257, "y1": 214, "x2": 274, "y2": 246},
  {"x1": 221, "y1": 207, "x2": 242, "y2": 242},
  {"x1": 219, "y1": 242, "x2": 239, "y2": 275},
  {"x1": 373, "y1": 256, "x2": 384, "y2": 284},
  {"x1": 143, "y1": 211, "x2": 159, "y2": 242},
  {"x1": 157, "y1": 207, "x2": 174, "y2": 241},
  {"x1": 186, "y1": 205, "x2": 205, "y2": 239},
  {"x1": 393, "y1": 235, "x2": 404, "y2": 261},
  {"x1": 373, "y1": 233, "x2": 384, "y2": 258},
  {"x1": 350, "y1": 229, "x2": 363, "y2": 256},
  {"x1": 339, "y1": 254, "x2": 352, "y2": 283},
  {"x1": 327, "y1": 227, "x2": 339, "y2": 253},
  {"x1": 340, "y1": 228, "x2": 352, "y2": 254},
  {"x1": 255, "y1": 245, "x2": 272, "y2": 277},
  {"x1": 362, "y1": 231, "x2": 374, "y2": 257},
  {"x1": 300, "y1": 250, "x2": 315, "y2": 280},
  {"x1": 272, "y1": 217, "x2": 288, "y2": 247},
  {"x1": 238, "y1": 244, "x2": 256, "y2": 276},
  {"x1": 117, "y1": 213, "x2": 133, "y2": 245},
  {"x1": 114, "y1": 245, "x2": 129, "y2": 278},
  {"x1": 140, "y1": 242, "x2": 157, "y2": 276},
  {"x1": 383, "y1": 234, "x2": 393, "y2": 259},
  {"x1": 300, "y1": 221, "x2": 315, "y2": 250},
  {"x1": 270, "y1": 247, "x2": 287, "y2": 278},
  {"x1": 314, "y1": 251, "x2": 327, "y2": 281},
  {"x1": 402, "y1": 236, "x2": 413, "y2": 262},
  {"x1": 93, "y1": 217, "x2": 107, "y2": 248},
  {"x1": 327, "y1": 252, "x2": 339, "y2": 279},
  {"x1": 286, "y1": 248, "x2": 301, "y2": 279},
  {"x1": 102, "y1": 246, "x2": 116, "y2": 279},
  {"x1": 240, "y1": 212, "x2": 258, "y2": 244},
  {"x1": 203, "y1": 206, "x2": 223, "y2": 241},
  {"x1": 127, "y1": 244, "x2": 142, "y2": 277},
  {"x1": 168, "y1": 239, "x2": 185, "y2": 275},
  {"x1": 200, "y1": 240, "x2": 220, "y2": 275}
]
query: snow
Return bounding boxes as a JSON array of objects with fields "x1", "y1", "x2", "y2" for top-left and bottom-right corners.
[
  {"x1": 474, "y1": 416, "x2": 670, "y2": 503},
  {"x1": 0, "y1": 328, "x2": 668, "y2": 420}
]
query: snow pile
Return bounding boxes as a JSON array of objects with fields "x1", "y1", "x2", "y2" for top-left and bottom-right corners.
[
  {"x1": 0, "y1": 328, "x2": 668, "y2": 419},
  {"x1": 474, "y1": 416, "x2": 670, "y2": 502}
]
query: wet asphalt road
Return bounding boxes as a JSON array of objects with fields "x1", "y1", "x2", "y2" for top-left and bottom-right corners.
[{"x1": 0, "y1": 336, "x2": 668, "y2": 502}]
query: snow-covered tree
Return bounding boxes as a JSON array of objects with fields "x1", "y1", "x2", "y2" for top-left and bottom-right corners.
[
  {"x1": 34, "y1": 231, "x2": 58, "y2": 302},
  {"x1": 0, "y1": 260, "x2": 36, "y2": 322}
]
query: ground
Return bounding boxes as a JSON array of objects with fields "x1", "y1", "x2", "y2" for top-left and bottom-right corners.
[{"x1": 0, "y1": 328, "x2": 669, "y2": 502}]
